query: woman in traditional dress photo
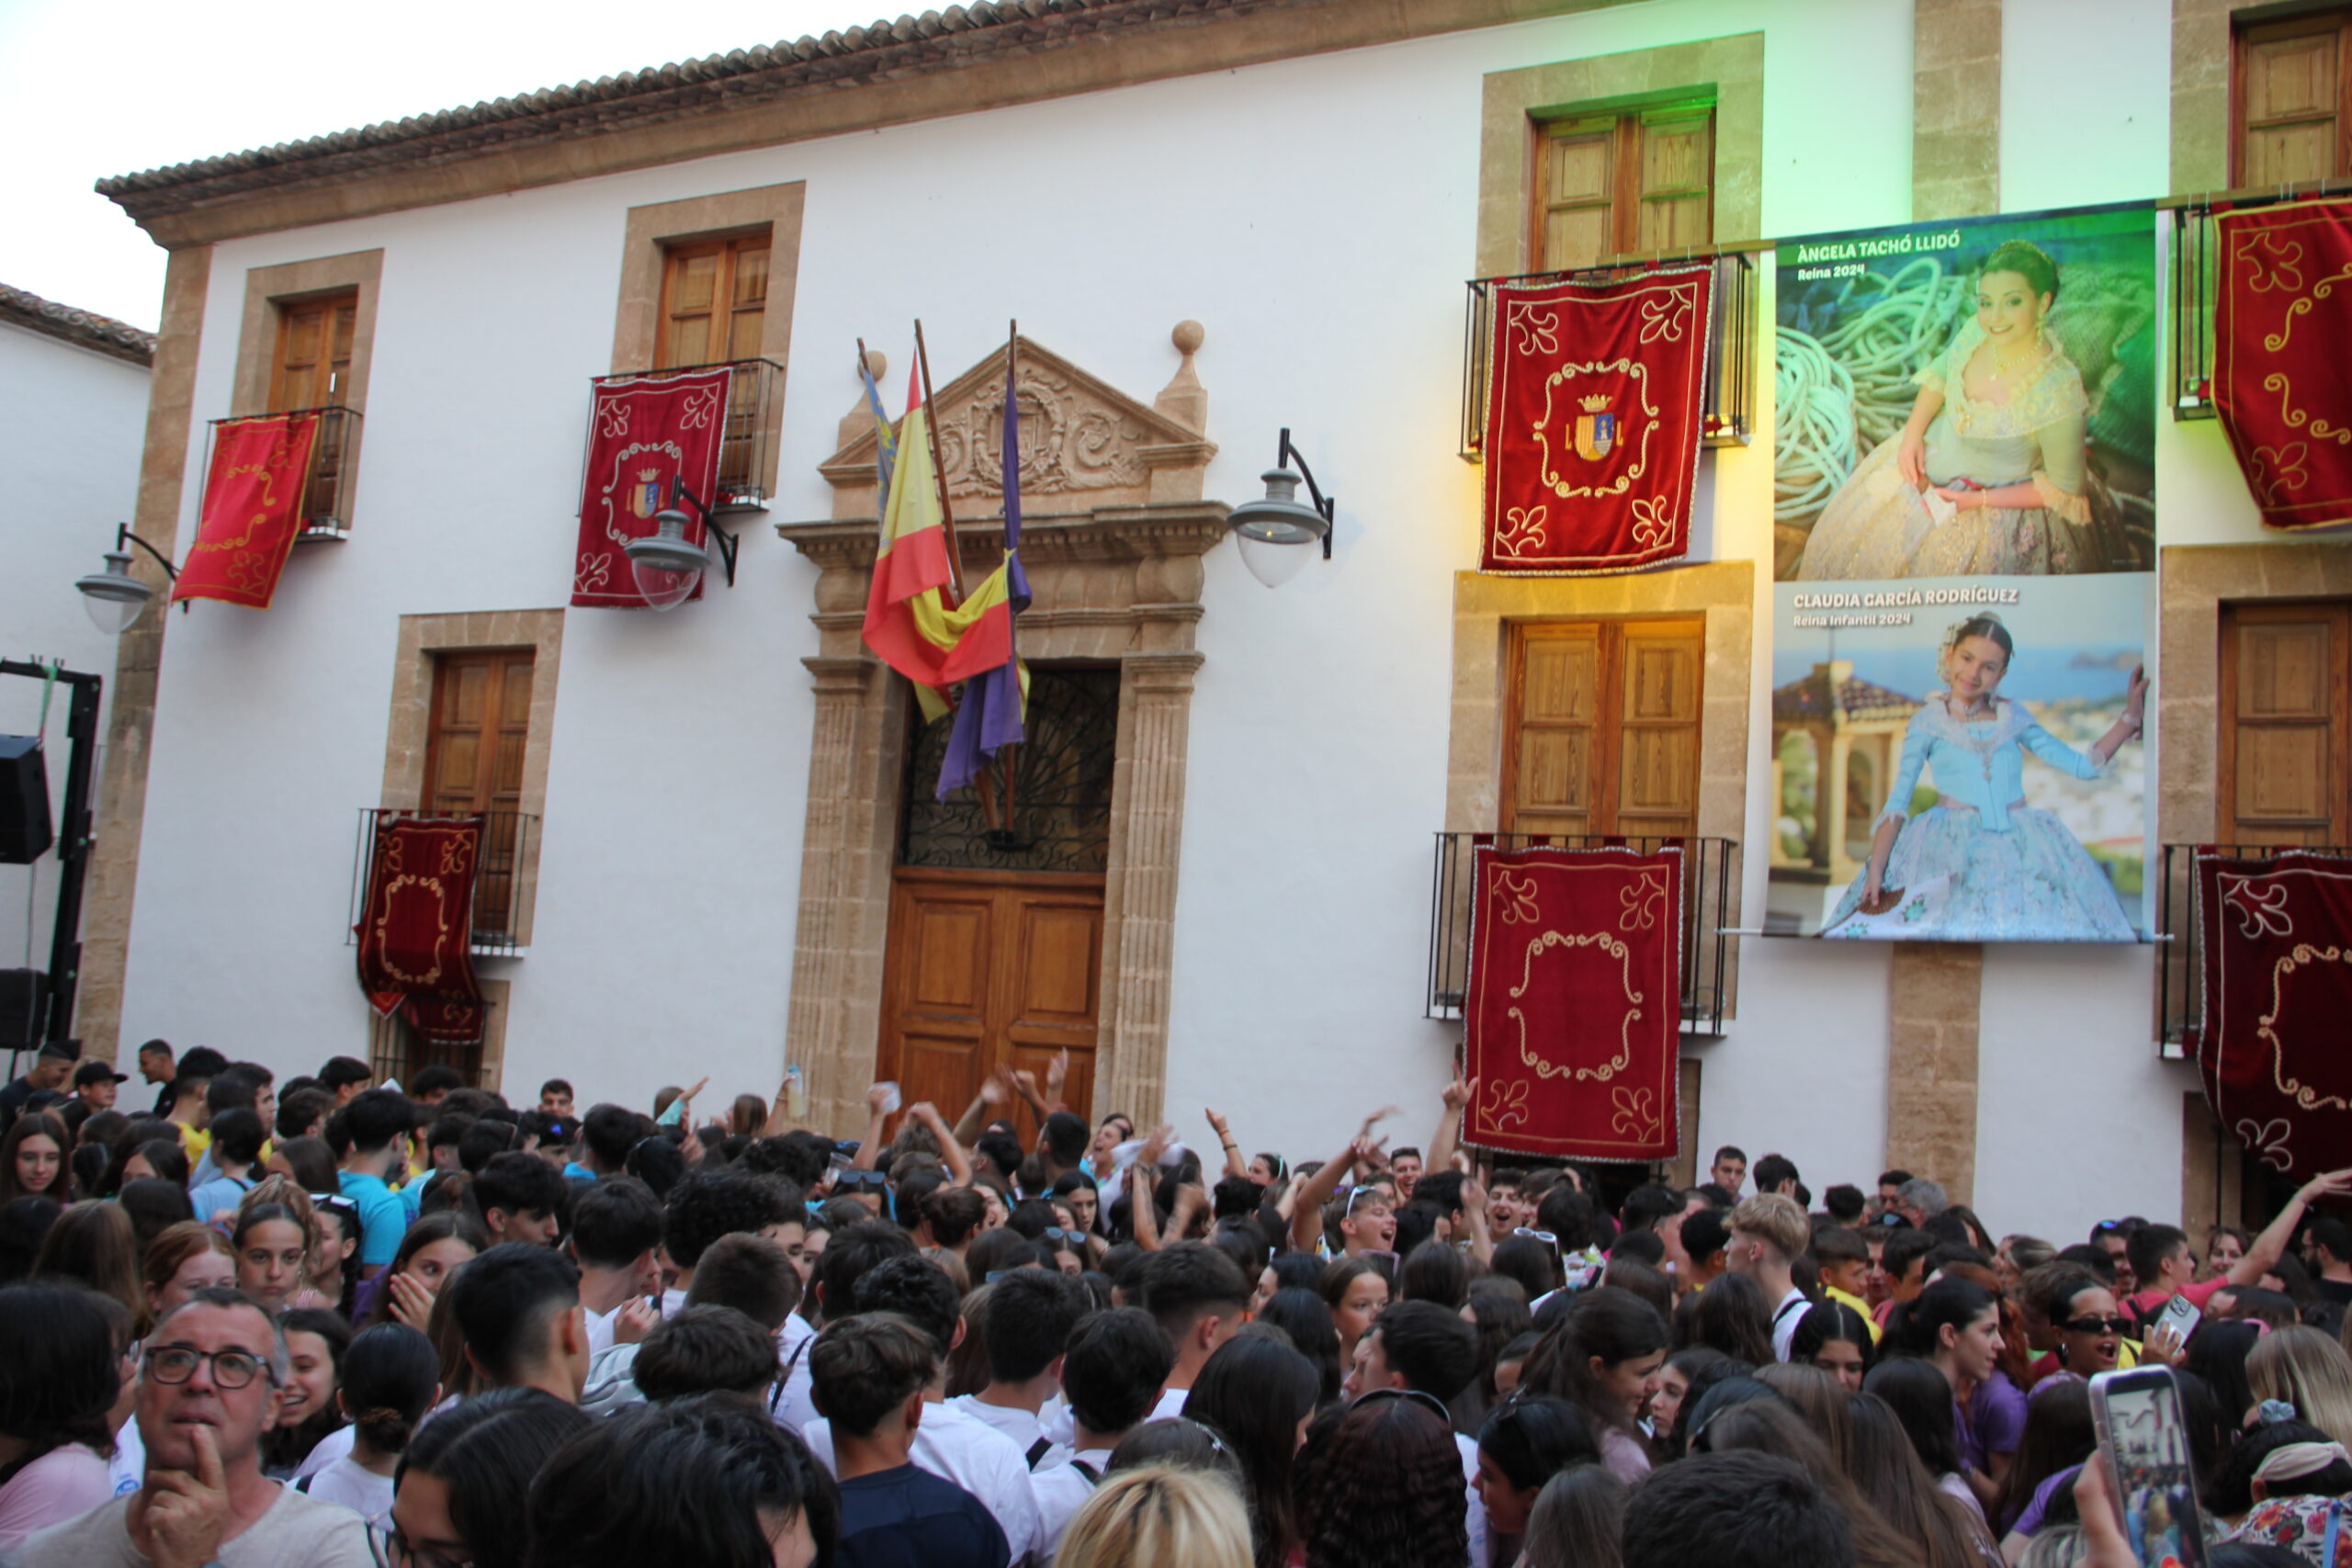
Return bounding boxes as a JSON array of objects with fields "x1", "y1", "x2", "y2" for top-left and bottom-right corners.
[
  {"x1": 1825, "y1": 614, "x2": 2145, "y2": 941},
  {"x1": 1797, "y1": 240, "x2": 2123, "y2": 579}
]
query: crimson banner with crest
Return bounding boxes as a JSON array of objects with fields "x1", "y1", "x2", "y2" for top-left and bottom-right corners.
[
  {"x1": 572, "y1": 367, "x2": 732, "y2": 608},
  {"x1": 356, "y1": 813, "x2": 484, "y2": 1038},
  {"x1": 2213, "y1": 198, "x2": 2352, "y2": 532},
  {"x1": 174, "y1": 412, "x2": 320, "y2": 610},
  {"x1": 2195, "y1": 846, "x2": 2352, "y2": 1179},
  {"x1": 1481, "y1": 268, "x2": 1713, "y2": 575},
  {"x1": 1462, "y1": 842, "x2": 1683, "y2": 1162}
]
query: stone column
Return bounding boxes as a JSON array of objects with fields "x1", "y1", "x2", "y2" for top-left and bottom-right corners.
[
  {"x1": 1097, "y1": 649, "x2": 1204, "y2": 1126},
  {"x1": 1912, "y1": 0, "x2": 2002, "y2": 222}
]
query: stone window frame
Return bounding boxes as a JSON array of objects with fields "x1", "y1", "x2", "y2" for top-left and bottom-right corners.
[
  {"x1": 374, "y1": 608, "x2": 567, "y2": 1091},
  {"x1": 609, "y1": 183, "x2": 806, "y2": 502},
  {"x1": 223, "y1": 249, "x2": 384, "y2": 529},
  {"x1": 1476, "y1": 34, "x2": 1764, "y2": 280}
]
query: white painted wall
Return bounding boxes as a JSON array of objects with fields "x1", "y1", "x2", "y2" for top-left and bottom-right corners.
[
  {"x1": 0, "y1": 319, "x2": 144, "y2": 1045},
  {"x1": 112, "y1": 0, "x2": 2264, "y2": 1239}
]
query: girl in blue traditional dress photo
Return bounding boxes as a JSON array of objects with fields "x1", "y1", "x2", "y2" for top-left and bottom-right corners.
[{"x1": 1826, "y1": 613, "x2": 2146, "y2": 940}]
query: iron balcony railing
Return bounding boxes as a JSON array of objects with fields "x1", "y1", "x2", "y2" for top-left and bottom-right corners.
[
  {"x1": 1460, "y1": 248, "x2": 1758, "y2": 461},
  {"x1": 202, "y1": 405, "x2": 364, "y2": 540},
  {"x1": 346, "y1": 807, "x2": 538, "y2": 958},
  {"x1": 2153, "y1": 841, "x2": 2352, "y2": 1054},
  {"x1": 1427, "y1": 832, "x2": 1738, "y2": 1035},
  {"x1": 588, "y1": 358, "x2": 785, "y2": 509},
  {"x1": 2165, "y1": 180, "x2": 2352, "y2": 420}
]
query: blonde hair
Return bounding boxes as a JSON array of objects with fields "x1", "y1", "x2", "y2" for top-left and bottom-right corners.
[
  {"x1": 1054, "y1": 1465, "x2": 1253, "y2": 1568},
  {"x1": 1728, "y1": 1193, "x2": 1810, "y2": 1265},
  {"x1": 2250, "y1": 1325, "x2": 2352, "y2": 1446}
]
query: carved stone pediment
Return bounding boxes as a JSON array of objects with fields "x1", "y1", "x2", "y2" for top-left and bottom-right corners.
[{"x1": 820, "y1": 329, "x2": 1215, "y2": 520}]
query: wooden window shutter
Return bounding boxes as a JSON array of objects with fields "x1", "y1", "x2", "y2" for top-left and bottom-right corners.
[
  {"x1": 1503, "y1": 617, "x2": 1703, "y2": 838},
  {"x1": 1537, "y1": 118, "x2": 1618, "y2": 273},
  {"x1": 424, "y1": 650, "x2": 535, "y2": 819},
  {"x1": 656, "y1": 234, "x2": 769, "y2": 370},
  {"x1": 1531, "y1": 104, "x2": 1713, "y2": 272},
  {"x1": 1634, "y1": 107, "x2": 1714, "y2": 258},
  {"x1": 2221, "y1": 603, "x2": 2350, "y2": 846},
  {"x1": 2236, "y1": 15, "x2": 2350, "y2": 187},
  {"x1": 269, "y1": 292, "x2": 357, "y2": 412}
]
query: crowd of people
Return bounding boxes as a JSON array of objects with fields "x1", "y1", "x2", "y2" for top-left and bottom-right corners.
[{"x1": 1, "y1": 1031, "x2": 2349, "y2": 1567}]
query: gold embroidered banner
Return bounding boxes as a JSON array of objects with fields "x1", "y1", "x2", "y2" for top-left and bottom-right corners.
[
  {"x1": 1481, "y1": 268, "x2": 1713, "y2": 575},
  {"x1": 2215, "y1": 197, "x2": 2352, "y2": 532},
  {"x1": 174, "y1": 412, "x2": 320, "y2": 610}
]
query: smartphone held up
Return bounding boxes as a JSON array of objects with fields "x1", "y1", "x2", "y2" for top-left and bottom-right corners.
[{"x1": 2089, "y1": 1364, "x2": 2207, "y2": 1568}]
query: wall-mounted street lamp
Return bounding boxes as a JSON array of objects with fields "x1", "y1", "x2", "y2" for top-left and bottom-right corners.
[
  {"x1": 1226, "y1": 427, "x2": 1335, "y2": 589},
  {"x1": 622, "y1": 478, "x2": 741, "y2": 612},
  {"x1": 74, "y1": 523, "x2": 180, "y2": 635}
]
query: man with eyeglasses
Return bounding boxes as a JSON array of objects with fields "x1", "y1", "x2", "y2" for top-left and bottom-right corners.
[{"x1": 6, "y1": 1287, "x2": 372, "y2": 1567}]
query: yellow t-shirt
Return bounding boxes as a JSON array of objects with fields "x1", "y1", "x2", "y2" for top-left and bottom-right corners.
[
  {"x1": 179, "y1": 1124, "x2": 212, "y2": 1162},
  {"x1": 1823, "y1": 1285, "x2": 1884, "y2": 1343}
]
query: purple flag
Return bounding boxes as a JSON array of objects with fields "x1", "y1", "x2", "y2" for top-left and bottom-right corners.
[{"x1": 937, "y1": 351, "x2": 1031, "y2": 799}]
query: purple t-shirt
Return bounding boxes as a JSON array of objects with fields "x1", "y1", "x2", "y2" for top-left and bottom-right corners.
[
  {"x1": 1956, "y1": 1371, "x2": 2028, "y2": 1472},
  {"x1": 2011, "y1": 1462, "x2": 2083, "y2": 1539}
]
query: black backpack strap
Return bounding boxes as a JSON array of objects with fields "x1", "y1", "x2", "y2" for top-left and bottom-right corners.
[
  {"x1": 1025, "y1": 1437, "x2": 1053, "y2": 1471},
  {"x1": 1069, "y1": 1460, "x2": 1102, "y2": 1487},
  {"x1": 294, "y1": 1472, "x2": 314, "y2": 1494}
]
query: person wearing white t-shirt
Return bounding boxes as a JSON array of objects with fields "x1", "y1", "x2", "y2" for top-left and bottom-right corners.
[
  {"x1": 292, "y1": 1320, "x2": 441, "y2": 1531},
  {"x1": 570, "y1": 1179, "x2": 665, "y2": 1357},
  {"x1": 1342, "y1": 1300, "x2": 1488, "y2": 1568},
  {"x1": 1133, "y1": 1242, "x2": 1251, "y2": 1424},
  {"x1": 1029, "y1": 1306, "x2": 1173, "y2": 1563},
  {"x1": 1726, "y1": 1193, "x2": 1813, "y2": 1361},
  {"x1": 798, "y1": 1251, "x2": 1042, "y2": 1560},
  {"x1": 949, "y1": 1269, "x2": 1090, "y2": 1470}
]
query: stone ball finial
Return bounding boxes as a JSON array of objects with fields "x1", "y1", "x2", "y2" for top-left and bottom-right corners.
[
  {"x1": 1171, "y1": 320, "x2": 1204, "y2": 355},
  {"x1": 863, "y1": 347, "x2": 888, "y2": 379}
]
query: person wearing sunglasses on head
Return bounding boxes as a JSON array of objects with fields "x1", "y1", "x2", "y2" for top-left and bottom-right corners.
[{"x1": 8, "y1": 1286, "x2": 375, "y2": 1567}]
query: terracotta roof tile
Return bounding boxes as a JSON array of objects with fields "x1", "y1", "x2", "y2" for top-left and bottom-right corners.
[{"x1": 0, "y1": 283, "x2": 156, "y2": 367}]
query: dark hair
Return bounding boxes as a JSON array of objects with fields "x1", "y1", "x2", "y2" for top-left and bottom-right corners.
[
  {"x1": 1600, "y1": 1257, "x2": 1673, "y2": 1321},
  {"x1": 809, "y1": 1314, "x2": 934, "y2": 1438},
  {"x1": 1477, "y1": 1393, "x2": 1597, "y2": 1493},
  {"x1": 1137, "y1": 1241, "x2": 1251, "y2": 1337},
  {"x1": 686, "y1": 1235, "x2": 800, "y2": 1331},
  {"x1": 366, "y1": 1211, "x2": 489, "y2": 1325},
  {"x1": 981, "y1": 1265, "x2": 1088, "y2": 1383},
  {"x1": 1623, "y1": 1450, "x2": 1852, "y2": 1568},
  {"x1": 1108, "y1": 1416, "x2": 1242, "y2": 1478},
  {"x1": 624, "y1": 1135, "x2": 687, "y2": 1200},
  {"x1": 1863, "y1": 1356, "x2": 1964, "y2": 1477},
  {"x1": 1879, "y1": 1227, "x2": 1939, "y2": 1288},
  {"x1": 0, "y1": 1197, "x2": 62, "y2": 1285},
  {"x1": 1886, "y1": 1277, "x2": 1997, "y2": 1361},
  {"x1": 1535, "y1": 1187, "x2": 1598, "y2": 1254},
  {"x1": 569, "y1": 1178, "x2": 663, "y2": 1271},
  {"x1": 1398, "y1": 1240, "x2": 1468, "y2": 1310},
  {"x1": 1674, "y1": 1271, "x2": 1774, "y2": 1364},
  {"x1": 2185, "y1": 1318, "x2": 2260, "y2": 1430},
  {"x1": 410, "y1": 1065, "x2": 465, "y2": 1100},
  {"x1": 319, "y1": 1055, "x2": 372, "y2": 1091},
  {"x1": 1679, "y1": 1208, "x2": 1732, "y2": 1266},
  {"x1": 1619, "y1": 1185, "x2": 1679, "y2": 1233},
  {"x1": 579, "y1": 1105, "x2": 643, "y2": 1173},
  {"x1": 538, "y1": 1078, "x2": 573, "y2": 1100},
  {"x1": 1823, "y1": 1186, "x2": 1866, "y2": 1223},
  {"x1": 32, "y1": 1199, "x2": 144, "y2": 1327},
  {"x1": 112, "y1": 1179, "x2": 192, "y2": 1255},
  {"x1": 399, "y1": 1389, "x2": 594, "y2": 1568},
  {"x1": 850, "y1": 1254, "x2": 961, "y2": 1355},
  {"x1": 1753, "y1": 1155, "x2": 1800, "y2": 1193},
  {"x1": 524, "y1": 1395, "x2": 839, "y2": 1568},
  {"x1": 341, "y1": 1323, "x2": 441, "y2": 1456},
  {"x1": 276, "y1": 1089, "x2": 334, "y2": 1144},
  {"x1": 474, "y1": 1152, "x2": 570, "y2": 1232},
  {"x1": 1039, "y1": 1110, "x2": 1089, "y2": 1168},
  {"x1": 124, "y1": 1136, "x2": 187, "y2": 1190},
  {"x1": 342, "y1": 1089, "x2": 415, "y2": 1155},
  {"x1": 661, "y1": 1171, "x2": 799, "y2": 1275},
  {"x1": 2121, "y1": 1223, "x2": 2189, "y2": 1288},
  {"x1": 268, "y1": 1134, "x2": 337, "y2": 1194},
  {"x1": 2208, "y1": 1416, "x2": 2349, "y2": 1517},
  {"x1": 1977, "y1": 239, "x2": 2059, "y2": 300},
  {"x1": 635, "y1": 1305, "x2": 778, "y2": 1402},
  {"x1": 1789, "y1": 1301, "x2": 1875, "y2": 1376},
  {"x1": 961, "y1": 1225, "x2": 1035, "y2": 1284},
  {"x1": 1183, "y1": 1333, "x2": 1318, "y2": 1568},
  {"x1": 1296, "y1": 1395, "x2": 1469, "y2": 1568},
  {"x1": 1259, "y1": 1287, "x2": 1344, "y2": 1405},
  {"x1": 1995, "y1": 1377, "x2": 2093, "y2": 1531},
  {"x1": 458, "y1": 1119, "x2": 521, "y2": 1174},
  {"x1": 448, "y1": 1243, "x2": 581, "y2": 1385},
  {"x1": 920, "y1": 1185, "x2": 987, "y2": 1248},
  {"x1": 0, "y1": 1283, "x2": 119, "y2": 1474},
  {"x1": 1062, "y1": 1306, "x2": 1177, "y2": 1437},
  {"x1": 1842, "y1": 1393, "x2": 1990, "y2": 1568},
  {"x1": 1372, "y1": 1299, "x2": 1479, "y2": 1400},
  {"x1": 1489, "y1": 1235, "x2": 1559, "y2": 1303}
]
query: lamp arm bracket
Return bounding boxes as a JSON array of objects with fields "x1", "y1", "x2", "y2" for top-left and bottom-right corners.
[
  {"x1": 1272, "y1": 429, "x2": 1337, "y2": 559},
  {"x1": 115, "y1": 523, "x2": 179, "y2": 582},
  {"x1": 667, "y1": 478, "x2": 741, "y2": 589}
]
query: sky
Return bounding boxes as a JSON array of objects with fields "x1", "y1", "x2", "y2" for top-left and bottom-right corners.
[{"x1": 0, "y1": 0, "x2": 885, "y2": 332}]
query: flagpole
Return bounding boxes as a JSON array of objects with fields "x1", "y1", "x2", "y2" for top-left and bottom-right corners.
[
  {"x1": 1000, "y1": 318, "x2": 1023, "y2": 824},
  {"x1": 912, "y1": 319, "x2": 967, "y2": 604}
]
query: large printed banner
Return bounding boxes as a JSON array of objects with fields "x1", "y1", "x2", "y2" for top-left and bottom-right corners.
[
  {"x1": 1481, "y1": 268, "x2": 1713, "y2": 575},
  {"x1": 1768, "y1": 205, "x2": 2157, "y2": 942},
  {"x1": 2214, "y1": 197, "x2": 2352, "y2": 532},
  {"x1": 174, "y1": 412, "x2": 320, "y2": 611},
  {"x1": 2195, "y1": 848, "x2": 2352, "y2": 1178},
  {"x1": 1463, "y1": 844, "x2": 1682, "y2": 1163},
  {"x1": 573, "y1": 367, "x2": 731, "y2": 608}
]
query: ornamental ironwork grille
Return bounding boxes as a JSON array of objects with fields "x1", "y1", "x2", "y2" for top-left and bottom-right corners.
[{"x1": 899, "y1": 665, "x2": 1119, "y2": 874}]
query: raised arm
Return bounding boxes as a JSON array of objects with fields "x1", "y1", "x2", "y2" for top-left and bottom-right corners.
[
  {"x1": 1130, "y1": 1123, "x2": 1172, "y2": 1251},
  {"x1": 1428, "y1": 1077, "x2": 1476, "y2": 1176},
  {"x1": 1459, "y1": 1177, "x2": 1495, "y2": 1267},
  {"x1": 1288, "y1": 1135, "x2": 1367, "y2": 1254},
  {"x1": 907, "y1": 1102, "x2": 973, "y2": 1188},
  {"x1": 1205, "y1": 1109, "x2": 1248, "y2": 1181},
  {"x1": 850, "y1": 1083, "x2": 892, "y2": 1171},
  {"x1": 2231, "y1": 1167, "x2": 2352, "y2": 1286}
]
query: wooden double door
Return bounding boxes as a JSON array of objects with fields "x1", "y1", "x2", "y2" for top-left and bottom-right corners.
[{"x1": 876, "y1": 868, "x2": 1102, "y2": 1134}]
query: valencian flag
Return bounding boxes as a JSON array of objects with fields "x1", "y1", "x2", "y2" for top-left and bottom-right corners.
[
  {"x1": 1481, "y1": 267, "x2": 1713, "y2": 574},
  {"x1": 2213, "y1": 198, "x2": 2352, "y2": 531},
  {"x1": 937, "y1": 348, "x2": 1033, "y2": 798},
  {"x1": 572, "y1": 367, "x2": 731, "y2": 608},
  {"x1": 174, "y1": 412, "x2": 321, "y2": 609}
]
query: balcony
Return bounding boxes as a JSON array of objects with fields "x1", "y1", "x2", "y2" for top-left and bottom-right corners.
[
  {"x1": 1460, "y1": 247, "x2": 1758, "y2": 461},
  {"x1": 346, "y1": 807, "x2": 538, "y2": 958},
  {"x1": 2152, "y1": 841, "x2": 2352, "y2": 1055},
  {"x1": 203, "y1": 406, "x2": 364, "y2": 542},
  {"x1": 589, "y1": 358, "x2": 784, "y2": 509},
  {"x1": 1426, "y1": 831, "x2": 1739, "y2": 1035}
]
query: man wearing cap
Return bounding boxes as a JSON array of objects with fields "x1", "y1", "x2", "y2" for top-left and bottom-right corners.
[
  {"x1": 72, "y1": 1056, "x2": 129, "y2": 1115},
  {"x1": 0, "y1": 1038, "x2": 78, "y2": 1127}
]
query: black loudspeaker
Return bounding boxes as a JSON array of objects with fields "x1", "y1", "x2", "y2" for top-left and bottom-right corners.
[
  {"x1": 0, "y1": 737, "x2": 51, "y2": 864},
  {"x1": 0, "y1": 969, "x2": 47, "y2": 1053}
]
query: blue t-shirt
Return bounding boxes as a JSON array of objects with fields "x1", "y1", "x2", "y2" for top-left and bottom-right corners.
[
  {"x1": 836, "y1": 1463, "x2": 1009, "y2": 1568},
  {"x1": 187, "y1": 1174, "x2": 254, "y2": 1228},
  {"x1": 339, "y1": 1170, "x2": 407, "y2": 1269}
]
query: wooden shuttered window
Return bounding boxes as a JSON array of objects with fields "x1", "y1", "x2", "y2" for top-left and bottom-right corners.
[
  {"x1": 268, "y1": 292, "x2": 356, "y2": 412},
  {"x1": 423, "y1": 649, "x2": 535, "y2": 942},
  {"x1": 2236, "y1": 13, "x2": 2352, "y2": 187},
  {"x1": 654, "y1": 234, "x2": 770, "y2": 370},
  {"x1": 1501, "y1": 618, "x2": 1703, "y2": 839},
  {"x1": 2221, "y1": 603, "x2": 2352, "y2": 846},
  {"x1": 1532, "y1": 106, "x2": 1713, "y2": 273}
]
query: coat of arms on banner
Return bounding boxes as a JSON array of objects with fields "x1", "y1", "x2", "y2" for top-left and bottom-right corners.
[
  {"x1": 629, "y1": 468, "x2": 665, "y2": 520},
  {"x1": 1574, "y1": 395, "x2": 1618, "y2": 460}
]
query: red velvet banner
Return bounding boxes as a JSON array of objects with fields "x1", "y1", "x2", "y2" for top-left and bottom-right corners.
[
  {"x1": 1463, "y1": 843, "x2": 1683, "y2": 1162},
  {"x1": 2214, "y1": 199, "x2": 2352, "y2": 532},
  {"x1": 173, "y1": 413, "x2": 320, "y2": 610},
  {"x1": 2196, "y1": 847, "x2": 2352, "y2": 1178},
  {"x1": 356, "y1": 814, "x2": 483, "y2": 1022},
  {"x1": 572, "y1": 367, "x2": 732, "y2": 607},
  {"x1": 1482, "y1": 268, "x2": 1713, "y2": 575}
]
